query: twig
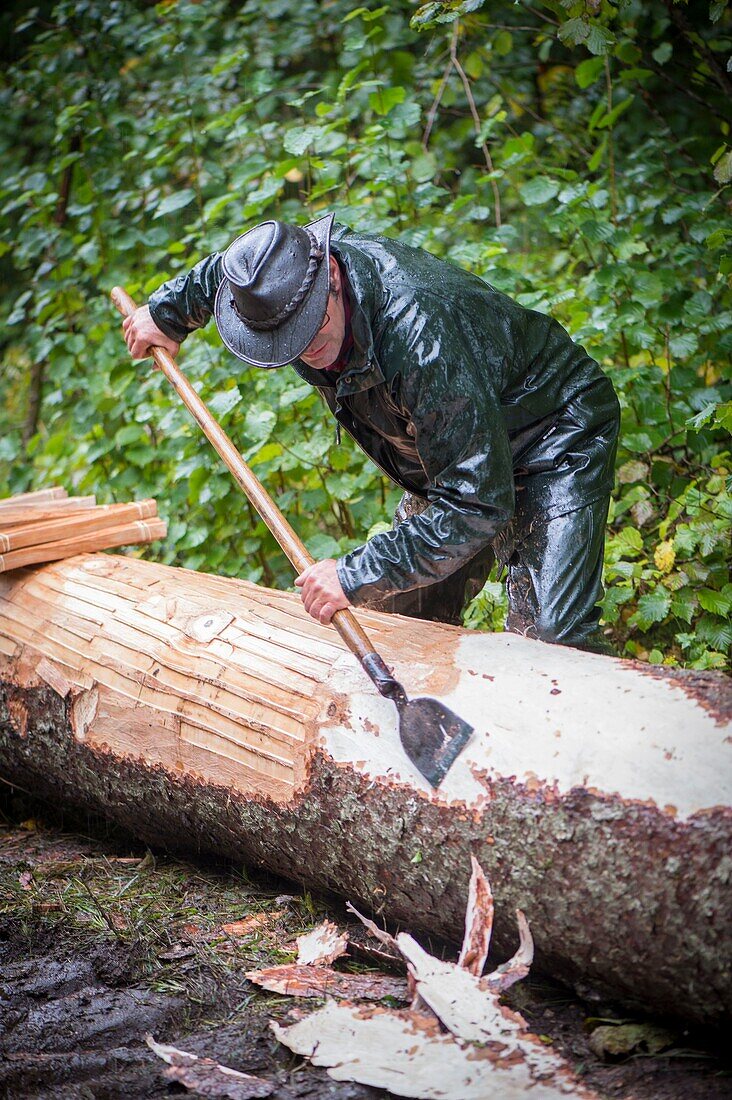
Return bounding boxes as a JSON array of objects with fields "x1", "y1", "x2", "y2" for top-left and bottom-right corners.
[
  {"x1": 604, "y1": 57, "x2": 618, "y2": 224},
  {"x1": 449, "y1": 24, "x2": 502, "y2": 227},
  {"x1": 422, "y1": 56, "x2": 453, "y2": 151}
]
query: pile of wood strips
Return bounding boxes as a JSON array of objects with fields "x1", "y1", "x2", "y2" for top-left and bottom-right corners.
[{"x1": 0, "y1": 487, "x2": 166, "y2": 572}]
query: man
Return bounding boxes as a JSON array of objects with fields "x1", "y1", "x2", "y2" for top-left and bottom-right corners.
[{"x1": 123, "y1": 212, "x2": 620, "y2": 651}]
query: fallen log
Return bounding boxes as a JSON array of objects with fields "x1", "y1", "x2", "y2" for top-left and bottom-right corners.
[{"x1": 0, "y1": 554, "x2": 729, "y2": 1026}]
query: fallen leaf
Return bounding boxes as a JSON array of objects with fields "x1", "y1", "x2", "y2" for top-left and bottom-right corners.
[
  {"x1": 588, "y1": 1022, "x2": 676, "y2": 1060},
  {"x1": 220, "y1": 909, "x2": 284, "y2": 938},
  {"x1": 19, "y1": 870, "x2": 33, "y2": 891}
]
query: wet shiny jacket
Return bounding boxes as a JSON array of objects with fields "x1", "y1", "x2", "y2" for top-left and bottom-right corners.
[{"x1": 148, "y1": 224, "x2": 619, "y2": 608}]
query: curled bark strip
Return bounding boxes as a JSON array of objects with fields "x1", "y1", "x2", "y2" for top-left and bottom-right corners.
[
  {"x1": 346, "y1": 902, "x2": 399, "y2": 951},
  {"x1": 483, "y1": 909, "x2": 534, "y2": 992},
  {"x1": 296, "y1": 919, "x2": 349, "y2": 965},
  {"x1": 457, "y1": 854, "x2": 494, "y2": 976},
  {"x1": 396, "y1": 932, "x2": 527, "y2": 1046}
]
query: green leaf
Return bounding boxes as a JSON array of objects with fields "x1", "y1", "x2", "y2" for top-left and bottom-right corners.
[
  {"x1": 307, "y1": 533, "x2": 342, "y2": 559},
  {"x1": 652, "y1": 42, "x2": 673, "y2": 65},
  {"x1": 586, "y1": 24, "x2": 615, "y2": 56},
  {"x1": 208, "y1": 387, "x2": 242, "y2": 418},
  {"x1": 588, "y1": 136, "x2": 607, "y2": 172},
  {"x1": 697, "y1": 588, "x2": 732, "y2": 616},
  {"x1": 154, "y1": 189, "x2": 196, "y2": 219},
  {"x1": 114, "y1": 424, "x2": 146, "y2": 447},
  {"x1": 494, "y1": 30, "x2": 512, "y2": 57},
  {"x1": 706, "y1": 228, "x2": 729, "y2": 249},
  {"x1": 623, "y1": 432, "x2": 653, "y2": 453},
  {"x1": 283, "y1": 126, "x2": 326, "y2": 156},
  {"x1": 519, "y1": 176, "x2": 560, "y2": 206},
  {"x1": 244, "y1": 406, "x2": 276, "y2": 444},
  {"x1": 632, "y1": 588, "x2": 672, "y2": 629},
  {"x1": 601, "y1": 585, "x2": 634, "y2": 623},
  {"x1": 673, "y1": 525, "x2": 698, "y2": 556},
  {"x1": 671, "y1": 589, "x2": 696, "y2": 624},
  {"x1": 575, "y1": 57, "x2": 605, "y2": 88},
  {"x1": 615, "y1": 527, "x2": 644, "y2": 554},
  {"x1": 696, "y1": 615, "x2": 732, "y2": 653},
  {"x1": 596, "y1": 96, "x2": 634, "y2": 129},
  {"x1": 669, "y1": 332, "x2": 698, "y2": 358},
  {"x1": 558, "y1": 18, "x2": 589, "y2": 47},
  {"x1": 369, "y1": 86, "x2": 406, "y2": 115}
]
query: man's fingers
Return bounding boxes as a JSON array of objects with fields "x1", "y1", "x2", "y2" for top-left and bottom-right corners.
[
  {"x1": 119, "y1": 305, "x2": 179, "y2": 363},
  {"x1": 295, "y1": 559, "x2": 348, "y2": 624}
]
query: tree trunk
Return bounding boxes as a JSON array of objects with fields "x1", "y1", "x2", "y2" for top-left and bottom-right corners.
[{"x1": 0, "y1": 554, "x2": 730, "y2": 1026}]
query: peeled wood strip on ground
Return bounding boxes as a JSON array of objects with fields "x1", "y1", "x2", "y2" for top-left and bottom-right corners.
[
  {"x1": 246, "y1": 963, "x2": 408, "y2": 1001},
  {"x1": 0, "y1": 520, "x2": 166, "y2": 572},
  {"x1": 0, "y1": 500, "x2": 158, "y2": 553},
  {"x1": 0, "y1": 553, "x2": 730, "y2": 1026},
  {"x1": 0, "y1": 497, "x2": 97, "y2": 527},
  {"x1": 272, "y1": 1002, "x2": 595, "y2": 1100}
]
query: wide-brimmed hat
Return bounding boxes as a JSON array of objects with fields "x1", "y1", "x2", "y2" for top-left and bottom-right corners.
[{"x1": 213, "y1": 212, "x2": 334, "y2": 368}]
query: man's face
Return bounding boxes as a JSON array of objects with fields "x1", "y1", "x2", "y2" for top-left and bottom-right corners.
[{"x1": 299, "y1": 256, "x2": 346, "y2": 370}]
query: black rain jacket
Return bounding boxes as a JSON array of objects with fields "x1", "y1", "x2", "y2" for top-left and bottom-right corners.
[{"x1": 148, "y1": 224, "x2": 620, "y2": 608}]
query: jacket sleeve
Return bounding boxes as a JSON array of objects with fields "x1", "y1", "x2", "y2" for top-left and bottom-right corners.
[
  {"x1": 336, "y1": 299, "x2": 515, "y2": 607},
  {"x1": 147, "y1": 253, "x2": 225, "y2": 343}
]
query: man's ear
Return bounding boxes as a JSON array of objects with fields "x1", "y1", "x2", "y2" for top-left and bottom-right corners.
[{"x1": 328, "y1": 254, "x2": 341, "y2": 292}]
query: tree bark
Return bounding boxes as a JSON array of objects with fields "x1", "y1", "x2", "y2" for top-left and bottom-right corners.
[{"x1": 0, "y1": 554, "x2": 730, "y2": 1026}]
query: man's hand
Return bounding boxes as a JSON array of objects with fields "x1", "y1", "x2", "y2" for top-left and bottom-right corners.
[
  {"x1": 122, "y1": 305, "x2": 180, "y2": 362},
  {"x1": 295, "y1": 559, "x2": 350, "y2": 624}
]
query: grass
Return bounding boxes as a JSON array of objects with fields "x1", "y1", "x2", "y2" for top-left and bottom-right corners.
[{"x1": 0, "y1": 805, "x2": 338, "y2": 1029}]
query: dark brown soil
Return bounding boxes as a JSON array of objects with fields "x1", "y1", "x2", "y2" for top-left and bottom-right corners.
[{"x1": 0, "y1": 788, "x2": 729, "y2": 1100}]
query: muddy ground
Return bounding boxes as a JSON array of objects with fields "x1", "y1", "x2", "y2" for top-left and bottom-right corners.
[{"x1": 1, "y1": 786, "x2": 730, "y2": 1100}]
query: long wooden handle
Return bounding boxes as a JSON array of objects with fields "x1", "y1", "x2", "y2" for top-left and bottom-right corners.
[{"x1": 111, "y1": 286, "x2": 378, "y2": 664}]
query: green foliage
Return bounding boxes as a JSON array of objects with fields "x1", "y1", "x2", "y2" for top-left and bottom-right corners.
[{"x1": 0, "y1": 0, "x2": 729, "y2": 667}]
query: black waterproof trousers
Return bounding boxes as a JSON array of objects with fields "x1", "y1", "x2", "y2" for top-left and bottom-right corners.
[{"x1": 371, "y1": 490, "x2": 614, "y2": 654}]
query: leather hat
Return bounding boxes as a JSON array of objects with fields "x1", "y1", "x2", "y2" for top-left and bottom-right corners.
[{"x1": 214, "y1": 212, "x2": 334, "y2": 368}]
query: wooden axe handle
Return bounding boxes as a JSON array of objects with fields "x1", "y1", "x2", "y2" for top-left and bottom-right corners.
[{"x1": 111, "y1": 286, "x2": 378, "y2": 663}]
